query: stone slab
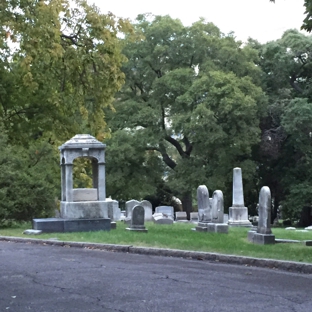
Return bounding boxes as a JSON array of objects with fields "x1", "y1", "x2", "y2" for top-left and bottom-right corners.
[
  {"x1": 207, "y1": 223, "x2": 216, "y2": 232},
  {"x1": 126, "y1": 227, "x2": 148, "y2": 232},
  {"x1": 305, "y1": 240, "x2": 312, "y2": 246},
  {"x1": 111, "y1": 222, "x2": 117, "y2": 230},
  {"x1": 175, "y1": 211, "x2": 187, "y2": 221},
  {"x1": 33, "y1": 218, "x2": 111, "y2": 233},
  {"x1": 64, "y1": 218, "x2": 111, "y2": 232},
  {"x1": 61, "y1": 201, "x2": 108, "y2": 219},
  {"x1": 33, "y1": 218, "x2": 65, "y2": 233},
  {"x1": 23, "y1": 229, "x2": 42, "y2": 235},
  {"x1": 72, "y1": 188, "x2": 98, "y2": 202},
  {"x1": 248, "y1": 231, "x2": 275, "y2": 245},
  {"x1": 195, "y1": 226, "x2": 208, "y2": 232},
  {"x1": 215, "y1": 224, "x2": 229, "y2": 234}
]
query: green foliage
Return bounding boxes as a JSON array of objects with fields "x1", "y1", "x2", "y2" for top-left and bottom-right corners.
[
  {"x1": 0, "y1": 124, "x2": 59, "y2": 224},
  {"x1": 0, "y1": 0, "x2": 132, "y2": 143},
  {"x1": 108, "y1": 15, "x2": 267, "y2": 211}
]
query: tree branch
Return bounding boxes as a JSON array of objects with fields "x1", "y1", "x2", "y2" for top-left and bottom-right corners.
[
  {"x1": 146, "y1": 144, "x2": 177, "y2": 169},
  {"x1": 165, "y1": 135, "x2": 186, "y2": 158},
  {"x1": 183, "y1": 136, "x2": 193, "y2": 156}
]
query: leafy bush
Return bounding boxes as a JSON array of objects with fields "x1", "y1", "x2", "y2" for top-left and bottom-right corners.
[{"x1": 0, "y1": 127, "x2": 59, "y2": 225}]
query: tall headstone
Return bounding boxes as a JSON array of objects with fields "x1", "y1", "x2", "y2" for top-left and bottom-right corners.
[
  {"x1": 126, "y1": 205, "x2": 148, "y2": 232},
  {"x1": 248, "y1": 186, "x2": 275, "y2": 244},
  {"x1": 211, "y1": 190, "x2": 224, "y2": 224},
  {"x1": 126, "y1": 200, "x2": 140, "y2": 218},
  {"x1": 228, "y1": 168, "x2": 251, "y2": 227},
  {"x1": 140, "y1": 200, "x2": 153, "y2": 221},
  {"x1": 196, "y1": 185, "x2": 211, "y2": 231}
]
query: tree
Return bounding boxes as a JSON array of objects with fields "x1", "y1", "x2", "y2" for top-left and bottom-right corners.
[
  {"x1": 250, "y1": 29, "x2": 312, "y2": 221},
  {"x1": 108, "y1": 15, "x2": 267, "y2": 217},
  {"x1": 0, "y1": 0, "x2": 132, "y2": 144}
]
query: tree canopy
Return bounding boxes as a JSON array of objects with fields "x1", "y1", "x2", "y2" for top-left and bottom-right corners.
[{"x1": 106, "y1": 14, "x2": 267, "y2": 216}]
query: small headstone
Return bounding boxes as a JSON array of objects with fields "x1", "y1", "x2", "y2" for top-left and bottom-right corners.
[
  {"x1": 248, "y1": 186, "x2": 275, "y2": 244},
  {"x1": 197, "y1": 185, "x2": 210, "y2": 223},
  {"x1": 285, "y1": 227, "x2": 296, "y2": 230},
  {"x1": 140, "y1": 200, "x2": 153, "y2": 221},
  {"x1": 152, "y1": 213, "x2": 174, "y2": 224},
  {"x1": 211, "y1": 190, "x2": 224, "y2": 224},
  {"x1": 305, "y1": 226, "x2": 312, "y2": 231},
  {"x1": 107, "y1": 200, "x2": 120, "y2": 221},
  {"x1": 155, "y1": 206, "x2": 174, "y2": 218},
  {"x1": 126, "y1": 200, "x2": 141, "y2": 218},
  {"x1": 190, "y1": 212, "x2": 198, "y2": 222},
  {"x1": 126, "y1": 205, "x2": 148, "y2": 232},
  {"x1": 175, "y1": 211, "x2": 187, "y2": 221}
]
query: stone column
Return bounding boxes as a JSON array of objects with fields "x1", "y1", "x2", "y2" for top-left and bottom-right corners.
[
  {"x1": 92, "y1": 159, "x2": 98, "y2": 189},
  {"x1": 97, "y1": 162, "x2": 106, "y2": 201},
  {"x1": 61, "y1": 163, "x2": 66, "y2": 201},
  {"x1": 248, "y1": 186, "x2": 275, "y2": 244},
  {"x1": 228, "y1": 167, "x2": 251, "y2": 226},
  {"x1": 65, "y1": 164, "x2": 73, "y2": 202},
  {"x1": 257, "y1": 186, "x2": 272, "y2": 235}
]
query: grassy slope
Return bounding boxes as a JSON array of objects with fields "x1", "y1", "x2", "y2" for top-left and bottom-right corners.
[{"x1": 1, "y1": 222, "x2": 312, "y2": 263}]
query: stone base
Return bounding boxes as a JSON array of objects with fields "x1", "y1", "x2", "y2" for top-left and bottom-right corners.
[
  {"x1": 215, "y1": 223, "x2": 229, "y2": 234},
  {"x1": 228, "y1": 206, "x2": 252, "y2": 227},
  {"x1": 207, "y1": 223, "x2": 216, "y2": 232},
  {"x1": 126, "y1": 227, "x2": 148, "y2": 232},
  {"x1": 195, "y1": 222, "x2": 208, "y2": 232},
  {"x1": 60, "y1": 201, "x2": 108, "y2": 219},
  {"x1": 33, "y1": 218, "x2": 111, "y2": 233},
  {"x1": 248, "y1": 230, "x2": 275, "y2": 244},
  {"x1": 111, "y1": 222, "x2": 117, "y2": 230}
]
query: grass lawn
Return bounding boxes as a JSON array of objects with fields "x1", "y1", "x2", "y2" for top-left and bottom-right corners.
[{"x1": 1, "y1": 222, "x2": 312, "y2": 264}]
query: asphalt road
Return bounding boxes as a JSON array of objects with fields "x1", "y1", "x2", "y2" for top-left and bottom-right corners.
[{"x1": 0, "y1": 241, "x2": 312, "y2": 312}]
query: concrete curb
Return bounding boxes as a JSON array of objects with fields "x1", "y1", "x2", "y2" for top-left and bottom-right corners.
[{"x1": 1, "y1": 235, "x2": 312, "y2": 274}]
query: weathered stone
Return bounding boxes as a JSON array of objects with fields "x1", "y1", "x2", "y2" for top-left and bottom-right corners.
[
  {"x1": 257, "y1": 186, "x2": 272, "y2": 235},
  {"x1": 107, "y1": 200, "x2": 120, "y2": 221},
  {"x1": 126, "y1": 200, "x2": 141, "y2": 218},
  {"x1": 61, "y1": 201, "x2": 108, "y2": 219},
  {"x1": 126, "y1": 205, "x2": 148, "y2": 232},
  {"x1": 140, "y1": 200, "x2": 153, "y2": 221},
  {"x1": 197, "y1": 185, "x2": 210, "y2": 222},
  {"x1": 72, "y1": 188, "x2": 98, "y2": 202},
  {"x1": 175, "y1": 211, "x2": 187, "y2": 221},
  {"x1": 215, "y1": 223, "x2": 229, "y2": 234},
  {"x1": 228, "y1": 168, "x2": 251, "y2": 227},
  {"x1": 155, "y1": 206, "x2": 174, "y2": 218},
  {"x1": 207, "y1": 223, "x2": 216, "y2": 232},
  {"x1": 152, "y1": 213, "x2": 174, "y2": 224},
  {"x1": 248, "y1": 186, "x2": 275, "y2": 244},
  {"x1": 211, "y1": 190, "x2": 224, "y2": 224},
  {"x1": 23, "y1": 229, "x2": 42, "y2": 235},
  {"x1": 190, "y1": 212, "x2": 198, "y2": 222}
]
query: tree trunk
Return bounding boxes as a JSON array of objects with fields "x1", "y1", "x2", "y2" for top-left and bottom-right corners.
[{"x1": 181, "y1": 191, "x2": 193, "y2": 220}]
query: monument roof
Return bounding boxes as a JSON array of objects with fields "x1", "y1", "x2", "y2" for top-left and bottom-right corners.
[{"x1": 59, "y1": 134, "x2": 106, "y2": 150}]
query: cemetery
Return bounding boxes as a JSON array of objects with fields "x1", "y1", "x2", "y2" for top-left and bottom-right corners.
[{"x1": 0, "y1": 134, "x2": 306, "y2": 265}]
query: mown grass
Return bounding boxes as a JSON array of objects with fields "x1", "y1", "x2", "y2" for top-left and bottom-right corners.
[{"x1": 1, "y1": 222, "x2": 312, "y2": 263}]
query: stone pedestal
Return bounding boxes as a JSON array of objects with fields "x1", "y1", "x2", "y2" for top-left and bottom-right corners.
[
  {"x1": 248, "y1": 230, "x2": 275, "y2": 244},
  {"x1": 195, "y1": 222, "x2": 208, "y2": 232},
  {"x1": 228, "y1": 168, "x2": 251, "y2": 227},
  {"x1": 60, "y1": 201, "x2": 108, "y2": 219}
]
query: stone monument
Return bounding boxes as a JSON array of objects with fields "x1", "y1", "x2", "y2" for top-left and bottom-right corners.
[
  {"x1": 126, "y1": 205, "x2": 148, "y2": 232},
  {"x1": 228, "y1": 168, "x2": 251, "y2": 227},
  {"x1": 196, "y1": 185, "x2": 211, "y2": 232},
  {"x1": 248, "y1": 186, "x2": 275, "y2": 244},
  {"x1": 33, "y1": 134, "x2": 111, "y2": 233}
]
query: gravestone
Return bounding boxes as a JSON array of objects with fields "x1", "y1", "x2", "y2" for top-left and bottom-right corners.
[
  {"x1": 248, "y1": 186, "x2": 275, "y2": 244},
  {"x1": 175, "y1": 211, "x2": 187, "y2": 221},
  {"x1": 196, "y1": 185, "x2": 211, "y2": 232},
  {"x1": 126, "y1": 205, "x2": 148, "y2": 232},
  {"x1": 190, "y1": 212, "x2": 199, "y2": 222},
  {"x1": 126, "y1": 200, "x2": 141, "y2": 218},
  {"x1": 107, "y1": 200, "x2": 120, "y2": 221},
  {"x1": 140, "y1": 200, "x2": 153, "y2": 221},
  {"x1": 228, "y1": 168, "x2": 251, "y2": 227},
  {"x1": 152, "y1": 213, "x2": 174, "y2": 224},
  {"x1": 155, "y1": 206, "x2": 174, "y2": 218},
  {"x1": 208, "y1": 190, "x2": 228, "y2": 233}
]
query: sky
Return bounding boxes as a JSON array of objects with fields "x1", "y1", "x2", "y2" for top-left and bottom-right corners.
[{"x1": 89, "y1": 0, "x2": 308, "y2": 43}]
